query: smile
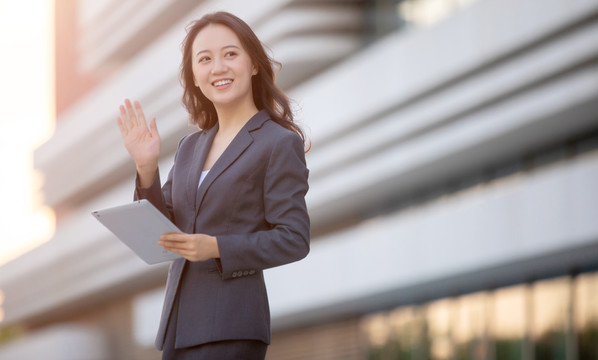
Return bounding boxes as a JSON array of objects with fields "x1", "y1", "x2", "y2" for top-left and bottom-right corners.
[{"x1": 212, "y1": 79, "x2": 233, "y2": 87}]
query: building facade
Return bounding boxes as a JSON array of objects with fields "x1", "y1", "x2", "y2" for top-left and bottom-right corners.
[{"x1": 1, "y1": 0, "x2": 598, "y2": 359}]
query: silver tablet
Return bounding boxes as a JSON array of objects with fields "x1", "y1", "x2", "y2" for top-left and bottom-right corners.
[{"x1": 92, "y1": 199, "x2": 182, "y2": 264}]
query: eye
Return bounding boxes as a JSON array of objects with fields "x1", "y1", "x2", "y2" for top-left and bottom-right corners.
[
  {"x1": 224, "y1": 51, "x2": 237, "y2": 58},
  {"x1": 198, "y1": 56, "x2": 210, "y2": 63}
]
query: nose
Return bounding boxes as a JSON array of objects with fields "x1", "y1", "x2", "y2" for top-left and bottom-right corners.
[{"x1": 211, "y1": 56, "x2": 227, "y2": 74}]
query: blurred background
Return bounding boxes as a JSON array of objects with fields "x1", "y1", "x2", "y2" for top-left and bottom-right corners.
[{"x1": 1, "y1": 0, "x2": 597, "y2": 359}]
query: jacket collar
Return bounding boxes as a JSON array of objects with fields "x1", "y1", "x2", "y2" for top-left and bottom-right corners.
[
  {"x1": 188, "y1": 110, "x2": 270, "y2": 212},
  {"x1": 243, "y1": 109, "x2": 269, "y2": 132}
]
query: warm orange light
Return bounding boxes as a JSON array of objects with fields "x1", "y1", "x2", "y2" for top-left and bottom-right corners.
[{"x1": 0, "y1": 0, "x2": 55, "y2": 266}]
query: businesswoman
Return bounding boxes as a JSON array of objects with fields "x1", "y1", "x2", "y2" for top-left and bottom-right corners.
[{"x1": 117, "y1": 12, "x2": 310, "y2": 359}]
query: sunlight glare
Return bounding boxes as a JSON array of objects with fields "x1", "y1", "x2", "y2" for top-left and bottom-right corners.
[{"x1": 0, "y1": 0, "x2": 55, "y2": 266}]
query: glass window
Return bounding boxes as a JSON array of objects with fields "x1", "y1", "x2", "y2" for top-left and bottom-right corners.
[
  {"x1": 362, "y1": 306, "x2": 428, "y2": 359},
  {"x1": 575, "y1": 272, "x2": 598, "y2": 358},
  {"x1": 360, "y1": 272, "x2": 597, "y2": 360},
  {"x1": 532, "y1": 277, "x2": 569, "y2": 360},
  {"x1": 493, "y1": 285, "x2": 526, "y2": 360},
  {"x1": 453, "y1": 292, "x2": 490, "y2": 360},
  {"x1": 426, "y1": 298, "x2": 454, "y2": 360}
]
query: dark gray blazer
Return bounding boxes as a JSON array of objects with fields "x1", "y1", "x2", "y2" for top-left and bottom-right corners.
[{"x1": 134, "y1": 110, "x2": 310, "y2": 350}]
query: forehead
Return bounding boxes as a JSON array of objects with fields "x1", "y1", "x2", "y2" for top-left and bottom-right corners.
[{"x1": 192, "y1": 23, "x2": 242, "y2": 54}]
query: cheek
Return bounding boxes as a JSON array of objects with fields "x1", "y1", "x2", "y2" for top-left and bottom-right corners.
[
  {"x1": 191, "y1": 65, "x2": 205, "y2": 86},
  {"x1": 193, "y1": 73, "x2": 210, "y2": 95},
  {"x1": 244, "y1": 61, "x2": 257, "y2": 77}
]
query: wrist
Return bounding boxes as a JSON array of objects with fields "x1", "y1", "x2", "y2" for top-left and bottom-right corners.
[
  {"x1": 136, "y1": 162, "x2": 158, "y2": 175},
  {"x1": 136, "y1": 165, "x2": 158, "y2": 188}
]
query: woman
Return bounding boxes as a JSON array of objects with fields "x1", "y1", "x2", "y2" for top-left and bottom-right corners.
[{"x1": 117, "y1": 12, "x2": 310, "y2": 359}]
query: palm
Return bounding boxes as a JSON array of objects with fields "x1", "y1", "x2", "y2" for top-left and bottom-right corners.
[
  {"x1": 117, "y1": 99, "x2": 161, "y2": 168},
  {"x1": 123, "y1": 119, "x2": 160, "y2": 164}
]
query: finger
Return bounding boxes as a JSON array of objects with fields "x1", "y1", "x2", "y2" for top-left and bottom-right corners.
[
  {"x1": 159, "y1": 238, "x2": 185, "y2": 246},
  {"x1": 160, "y1": 241, "x2": 191, "y2": 251},
  {"x1": 164, "y1": 245, "x2": 193, "y2": 254},
  {"x1": 161, "y1": 245, "x2": 184, "y2": 255},
  {"x1": 120, "y1": 104, "x2": 135, "y2": 132},
  {"x1": 158, "y1": 240, "x2": 188, "y2": 250},
  {"x1": 160, "y1": 233, "x2": 186, "y2": 242},
  {"x1": 164, "y1": 248, "x2": 195, "y2": 260},
  {"x1": 134, "y1": 100, "x2": 148, "y2": 129},
  {"x1": 125, "y1": 99, "x2": 138, "y2": 126},
  {"x1": 149, "y1": 117, "x2": 159, "y2": 137},
  {"x1": 117, "y1": 116, "x2": 128, "y2": 137}
]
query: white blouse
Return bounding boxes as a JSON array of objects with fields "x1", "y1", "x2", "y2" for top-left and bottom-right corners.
[{"x1": 198, "y1": 169, "x2": 210, "y2": 188}]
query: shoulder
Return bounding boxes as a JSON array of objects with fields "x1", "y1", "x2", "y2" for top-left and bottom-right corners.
[
  {"x1": 176, "y1": 129, "x2": 204, "y2": 150},
  {"x1": 171, "y1": 130, "x2": 203, "y2": 163},
  {"x1": 179, "y1": 129, "x2": 202, "y2": 144},
  {"x1": 257, "y1": 119, "x2": 304, "y2": 149},
  {"x1": 246, "y1": 109, "x2": 304, "y2": 147},
  {"x1": 257, "y1": 121, "x2": 306, "y2": 170}
]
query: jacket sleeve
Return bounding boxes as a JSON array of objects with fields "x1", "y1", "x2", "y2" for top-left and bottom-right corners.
[
  {"x1": 133, "y1": 169, "x2": 175, "y2": 223},
  {"x1": 216, "y1": 132, "x2": 310, "y2": 280},
  {"x1": 133, "y1": 138, "x2": 185, "y2": 223}
]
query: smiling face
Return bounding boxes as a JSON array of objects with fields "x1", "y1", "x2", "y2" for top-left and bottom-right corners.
[{"x1": 191, "y1": 23, "x2": 257, "y2": 111}]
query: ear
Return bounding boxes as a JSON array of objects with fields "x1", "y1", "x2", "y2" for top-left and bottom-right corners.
[{"x1": 252, "y1": 64, "x2": 258, "y2": 76}]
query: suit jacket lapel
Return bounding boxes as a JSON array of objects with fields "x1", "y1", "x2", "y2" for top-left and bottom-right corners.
[
  {"x1": 194, "y1": 129, "x2": 253, "y2": 216},
  {"x1": 194, "y1": 110, "x2": 269, "y2": 217},
  {"x1": 187, "y1": 125, "x2": 218, "y2": 210}
]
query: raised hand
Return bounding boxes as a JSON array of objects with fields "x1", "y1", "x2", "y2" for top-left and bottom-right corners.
[{"x1": 117, "y1": 99, "x2": 161, "y2": 185}]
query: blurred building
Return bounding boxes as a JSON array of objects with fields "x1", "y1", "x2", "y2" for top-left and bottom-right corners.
[{"x1": 1, "y1": 0, "x2": 598, "y2": 359}]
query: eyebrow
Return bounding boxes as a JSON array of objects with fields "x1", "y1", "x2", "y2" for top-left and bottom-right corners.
[{"x1": 195, "y1": 44, "x2": 240, "y2": 56}]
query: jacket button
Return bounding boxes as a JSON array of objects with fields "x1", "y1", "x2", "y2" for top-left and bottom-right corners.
[{"x1": 232, "y1": 272, "x2": 238, "y2": 277}]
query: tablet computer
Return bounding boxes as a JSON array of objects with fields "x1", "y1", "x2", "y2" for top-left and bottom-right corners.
[{"x1": 92, "y1": 199, "x2": 182, "y2": 264}]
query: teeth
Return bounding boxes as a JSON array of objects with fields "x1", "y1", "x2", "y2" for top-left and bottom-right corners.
[{"x1": 213, "y1": 79, "x2": 232, "y2": 86}]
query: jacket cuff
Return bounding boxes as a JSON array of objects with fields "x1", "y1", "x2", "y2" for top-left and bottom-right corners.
[
  {"x1": 215, "y1": 235, "x2": 258, "y2": 280},
  {"x1": 134, "y1": 171, "x2": 161, "y2": 201}
]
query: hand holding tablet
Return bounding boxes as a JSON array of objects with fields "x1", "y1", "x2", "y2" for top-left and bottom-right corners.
[{"x1": 92, "y1": 199, "x2": 182, "y2": 264}]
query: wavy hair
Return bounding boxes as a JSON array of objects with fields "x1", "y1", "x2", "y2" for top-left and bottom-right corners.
[{"x1": 180, "y1": 12, "x2": 307, "y2": 148}]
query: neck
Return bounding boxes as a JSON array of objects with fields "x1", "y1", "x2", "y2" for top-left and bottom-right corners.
[{"x1": 214, "y1": 99, "x2": 259, "y2": 136}]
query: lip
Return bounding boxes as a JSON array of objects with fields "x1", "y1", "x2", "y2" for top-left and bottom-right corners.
[{"x1": 211, "y1": 78, "x2": 233, "y2": 88}]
